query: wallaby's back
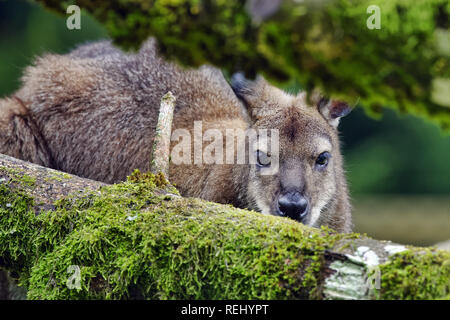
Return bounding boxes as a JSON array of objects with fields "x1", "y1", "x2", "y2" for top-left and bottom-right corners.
[{"x1": 0, "y1": 39, "x2": 245, "y2": 183}]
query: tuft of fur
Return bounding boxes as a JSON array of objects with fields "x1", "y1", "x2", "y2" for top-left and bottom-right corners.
[{"x1": 0, "y1": 39, "x2": 352, "y2": 232}]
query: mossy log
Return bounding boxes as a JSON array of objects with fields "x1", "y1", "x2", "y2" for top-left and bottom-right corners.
[
  {"x1": 0, "y1": 153, "x2": 449, "y2": 300},
  {"x1": 36, "y1": 0, "x2": 450, "y2": 129}
]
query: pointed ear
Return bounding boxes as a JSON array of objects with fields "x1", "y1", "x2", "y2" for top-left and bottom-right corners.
[
  {"x1": 230, "y1": 72, "x2": 255, "y2": 106},
  {"x1": 231, "y1": 72, "x2": 290, "y2": 124},
  {"x1": 230, "y1": 72, "x2": 266, "y2": 124},
  {"x1": 317, "y1": 98, "x2": 352, "y2": 128}
]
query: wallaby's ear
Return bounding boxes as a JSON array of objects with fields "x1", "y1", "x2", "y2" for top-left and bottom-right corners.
[
  {"x1": 230, "y1": 72, "x2": 254, "y2": 106},
  {"x1": 230, "y1": 72, "x2": 265, "y2": 124},
  {"x1": 231, "y1": 72, "x2": 290, "y2": 124},
  {"x1": 317, "y1": 98, "x2": 352, "y2": 128}
]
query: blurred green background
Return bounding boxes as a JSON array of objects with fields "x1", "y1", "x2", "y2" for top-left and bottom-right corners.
[{"x1": 0, "y1": 0, "x2": 449, "y2": 246}]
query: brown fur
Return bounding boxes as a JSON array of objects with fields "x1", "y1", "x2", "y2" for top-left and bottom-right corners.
[{"x1": 0, "y1": 39, "x2": 352, "y2": 232}]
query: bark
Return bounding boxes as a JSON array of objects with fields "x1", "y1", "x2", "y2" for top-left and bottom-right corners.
[
  {"x1": 0, "y1": 153, "x2": 105, "y2": 212},
  {"x1": 0, "y1": 153, "x2": 448, "y2": 300}
]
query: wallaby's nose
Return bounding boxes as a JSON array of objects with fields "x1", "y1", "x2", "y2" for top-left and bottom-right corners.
[{"x1": 277, "y1": 192, "x2": 309, "y2": 221}]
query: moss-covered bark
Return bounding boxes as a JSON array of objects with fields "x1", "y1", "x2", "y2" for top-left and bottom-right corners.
[
  {"x1": 36, "y1": 0, "x2": 450, "y2": 129},
  {"x1": 0, "y1": 154, "x2": 448, "y2": 299}
]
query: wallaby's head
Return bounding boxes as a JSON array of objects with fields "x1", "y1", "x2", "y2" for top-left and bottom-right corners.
[{"x1": 231, "y1": 73, "x2": 351, "y2": 228}]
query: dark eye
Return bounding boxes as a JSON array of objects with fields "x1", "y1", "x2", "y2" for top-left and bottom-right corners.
[
  {"x1": 256, "y1": 150, "x2": 271, "y2": 167},
  {"x1": 315, "y1": 152, "x2": 330, "y2": 168}
]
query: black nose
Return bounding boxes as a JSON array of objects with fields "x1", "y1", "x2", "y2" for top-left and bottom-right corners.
[{"x1": 277, "y1": 192, "x2": 309, "y2": 221}]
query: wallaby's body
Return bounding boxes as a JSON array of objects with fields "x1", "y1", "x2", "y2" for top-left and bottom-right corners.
[{"x1": 0, "y1": 39, "x2": 352, "y2": 232}]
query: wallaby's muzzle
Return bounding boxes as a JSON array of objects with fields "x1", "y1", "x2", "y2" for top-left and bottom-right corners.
[{"x1": 276, "y1": 191, "x2": 309, "y2": 222}]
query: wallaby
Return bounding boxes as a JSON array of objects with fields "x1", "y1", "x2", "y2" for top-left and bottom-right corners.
[{"x1": 0, "y1": 38, "x2": 352, "y2": 232}]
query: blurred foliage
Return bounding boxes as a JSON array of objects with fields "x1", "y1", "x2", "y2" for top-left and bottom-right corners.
[
  {"x1": 1, "y1": 0, "x2": 450, "y2": 196},
  {"x1": 0, "y1": 0, "x2": 107, "y2": 96},
  {"x1": 341, "y1": 108, "x2": 450, "y2": 195},
  {"x1": 35, "y1": 0, "x2": 450, "y2": 130}
]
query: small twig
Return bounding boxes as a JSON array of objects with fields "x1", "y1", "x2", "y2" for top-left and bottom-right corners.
[{"x1": 150, "y1": 92, "x2": 176, "y2": 178}]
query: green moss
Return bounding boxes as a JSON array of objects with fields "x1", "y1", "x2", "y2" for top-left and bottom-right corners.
[
  {"x1": 0, "y1": 184, "x2": 38, "y2": 282},
  {"x1": 127, "y1": 169, "x2": 170, "y2": 189},
  {"x1": 378, "y1": 248, "x2": 450, "y2": 299},
  {"x1": 0, "y1": 167, "x2": 36, "y2": 187},
  {"x1": 45, "y1": 171, "x2": 72, "y2": 182},
  {"x1": 1, "y1": 168, "x2": 358, "y2": 299},
  {"x1": 0, "y1": 167, "x2": 41, "y2": 281},
  {"x1": 25, "y1": 192, "x2": 345, "y2": 299}
]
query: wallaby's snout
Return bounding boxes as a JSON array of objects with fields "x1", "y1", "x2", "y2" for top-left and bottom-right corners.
[{"x1": 277, "y1": 191, "x2": 309, "y2": 222}]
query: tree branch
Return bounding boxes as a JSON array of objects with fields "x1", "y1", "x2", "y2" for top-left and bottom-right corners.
[
  {"x1": 150, "y1": 92, "x2": 176, "y2": 178},
  {"x1": 0, "y1": 154, "x2": 448, "y2": 299}
]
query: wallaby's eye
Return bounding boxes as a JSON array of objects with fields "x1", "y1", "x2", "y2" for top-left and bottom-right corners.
[
  {"x1": 315, "y1": 152, "x2": 330, "y2": 169},
  {"x1": 256, "y1": 150, "x2": 271, "y2": 167}
]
